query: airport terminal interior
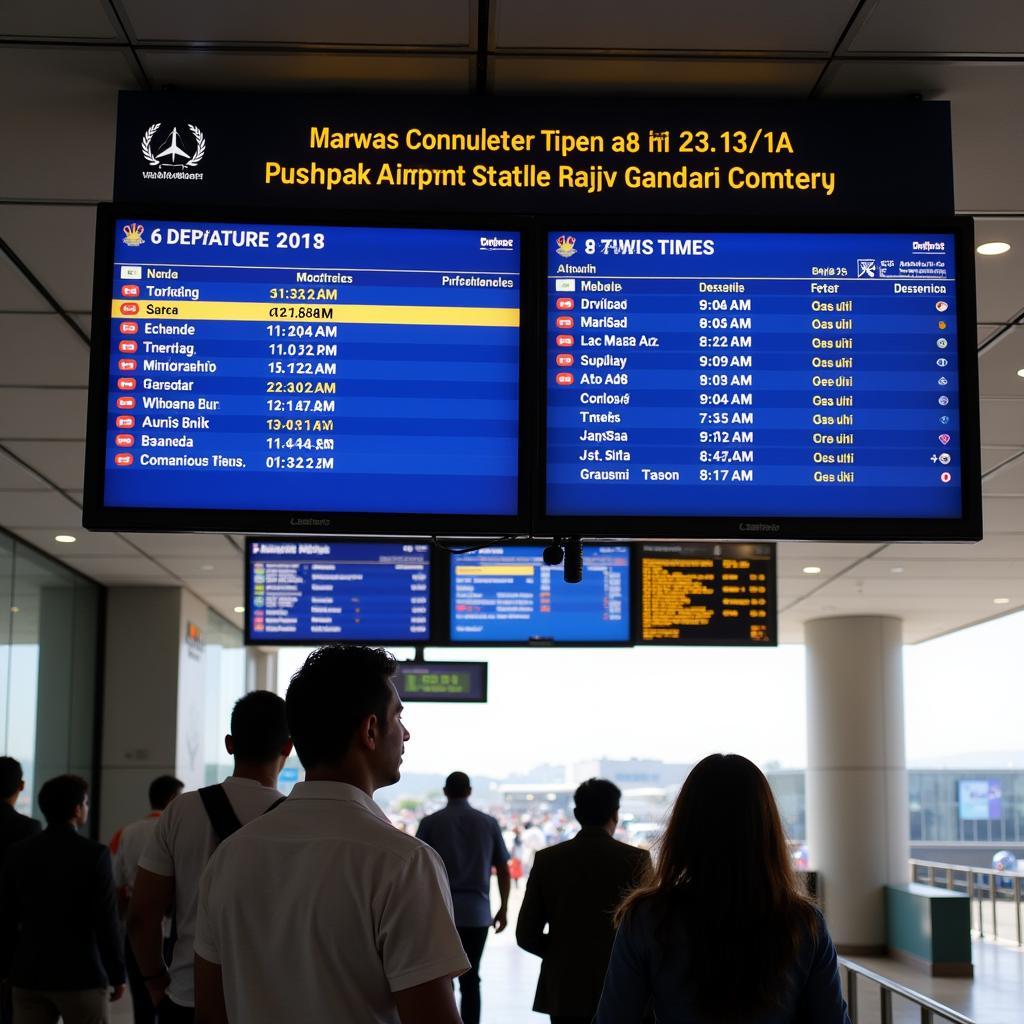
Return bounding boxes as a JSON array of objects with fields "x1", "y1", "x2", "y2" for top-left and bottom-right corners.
[{"x1": 2, "y1": 2, "x2": 1024, "y2": 1022}]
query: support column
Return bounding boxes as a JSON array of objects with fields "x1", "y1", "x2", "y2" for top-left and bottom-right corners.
[{"x1": 805, "y1": 616, "x2": 909, "y2": 953}]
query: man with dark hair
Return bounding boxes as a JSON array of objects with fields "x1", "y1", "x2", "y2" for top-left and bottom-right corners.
[
  {"x1": 0, "y1": 757, "x2": 40, "y2": 864},
  {"x1": 194, "y1": 645, "x2": 469, "y2": 1024},
  {"x1": 517, "y1": 778, "x2": 650, "y2": 1024},
  {"x1": 110, "y1": 776, "x2": 184, "y2": 1024},
  {"x1": 129, "y1": 692, "x2": 291, "y2": 1023},
  {"x1": 0, "y1": 775, "x2": 125, "y2": 1023},
  {"x1": 415, "y1": 771, "x2": 510, "y2": 1024}
]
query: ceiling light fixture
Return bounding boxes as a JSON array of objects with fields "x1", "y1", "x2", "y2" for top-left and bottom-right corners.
[
  {"x1": 993, "y1": 597, "x2": 1011, "y2": 605},
  {"x1": 201, "y1": 564, "x2": 214, "y2": 571},
  {"x1": 802, "y1": 566, "x2": 822, "y2": 575},
  {"x1": 10, "y1": 606, "x2": 18, "y2": 614},
  {"x1": 54, "y1": 534, "x2": 76, "y2": 543},
  {"x1": 890, "y1": 567, "x2": 904, "y2": 573},
  {"x1": 1017, "y1": 368, "x2": 1024, "y2": 378},
  {"x1": 976, "y1": 241, "x2": 1011, "y2": 256},
  {"x1": 233, "y1": 606, "x2": 245, "y2": 614}
]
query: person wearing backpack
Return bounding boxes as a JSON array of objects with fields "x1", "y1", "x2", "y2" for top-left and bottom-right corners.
[{"x1": 127, "y1": 691, "x2": 291, "y2": 1023}]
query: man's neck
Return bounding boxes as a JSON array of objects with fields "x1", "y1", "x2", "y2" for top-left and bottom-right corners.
[
  {"x1": 3, "y1": 795, "x2": 17, "y2": 809},
  {"x1": 231, "y1": 760, "x2": 279, "y2": 789},
  {"x1": 304, "y1": 761, "x2": 375, "y2": 798}
]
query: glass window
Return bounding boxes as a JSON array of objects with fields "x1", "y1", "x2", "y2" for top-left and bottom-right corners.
[{"x1": 203, "y1": 608, "x2": 246, "y2": 785}]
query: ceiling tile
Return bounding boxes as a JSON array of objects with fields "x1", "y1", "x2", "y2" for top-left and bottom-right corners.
[
  {"x1": 0, "y1": 488, "x2": 82, "y2": 528},
  {"x1": 0, "y1": 248, "x2": 49, "y2": 312},
  {"x1": 9, "y1": 526, "x2": 135, "y2": 557},
  {"x1": 983, "y1": 453, "x2": 1024, "y2": 496},
  {"x1": 0, "y1": 204, "x2": 97, "y2": 311},
  {"x1": 982, "y1": 446, "x2": 1021, "y2": 474},
  {"x1": 978, "y1": 325, "x2": 1024, "y2": 399},
  {"x1": 0, "y1": 0, "x2": 123, "y2": 41},
  {"x1": 972, "y1": 221, "x2": 1024, "y2": 322},
  {"x1": 120, "y1": 532, "x2": 240, "y2": 558},
  {"x1": 980, "y1": 397, "x2": 1024, "y2": 447},
  {"x1": 0, "y1": 388, "x2": 87, "y2": 440},
  {"x1": 0, "y1": 314, "x2": 90, "y2": 385},
  {"x1": 885, "y1": 535, "x2": 1024, "y2": 560},
  {"x1": 157, "y1": 557, "x2": 242, "y2": 580},
  {"x1": 58, "y1": 555, "x2": 175, "y2": 582},
  {"x1": 983, "y1": 495, "x2": 1024, "y2": 529},
  {"x1": 855, "y1": 554, "x2": 1024, "y2": 578},
  {"x1": 2, "y1": 440, "x2": 86, "y2": 489},
  {"x1": 978, "y1": 324, "x2": 1006, "y2": 348},
  {"x1": 495, "y1": 0, "x2": 858, "y2": 52},
  {"x1": 0, "y1": 449, "x2": 49, "y2": 490}
]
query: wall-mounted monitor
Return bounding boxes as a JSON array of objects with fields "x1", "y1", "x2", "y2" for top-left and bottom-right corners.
[
  {"x1": 245, "y1": 538, "x2": 430, "y2": 645},
  {"x1": 394, "y1": 661, "x2": 488, "y2": 703},
  {"x1": 85, "y1": 205, "x2": 528, "y2": 536},
  {"x1": 957, "y1": 779, "x2": 1002, "y2": 821},
  {"x1": 448, "y1": 544, "x2": 630, "y2": 645},
  {"x1": 538, "y1": 219, "x2": 981, "y2": 542},
  {"x1": 635, "y1": 542, "x2": 776, "y2": 646}
]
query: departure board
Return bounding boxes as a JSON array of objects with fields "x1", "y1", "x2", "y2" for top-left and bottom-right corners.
[
  {"x1": 450, "y1": 545, "x2": 630, "y2": 644},
  {"x1": 246, "y1": 539, "x2": 429, "y2": 643},
  {"x1": 87, "y1": 210, "x2": 523, "y2": 532},
  {"x1": 544, "y1": 226, "x2": 978, "y2": 539},
  {"x1": 636, "y1": 542, "x2": 776, "y2": 646},
  {"x1": 395, "y1": 661, "x2": 488, "y2": 703}
]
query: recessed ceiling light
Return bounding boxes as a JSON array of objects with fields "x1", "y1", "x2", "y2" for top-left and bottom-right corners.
[
  {"x1": 890, "y1": 567, "x2": 904, "y2": 573},
  {"x1": 1017, "y1": 368, "x2": 1024, "y2": 378},
  {"x1": 802, "y1": 566, "x2": 822, "y2": 575},
  {"x1": 993, "y1": 597, "x2": 1011, "y2": 605},
  {"x1": 9, "y1": 606, "x2": 18, "y2": 614},
  {"x1": 977, "y1": 241, "x2": 1011, "y2": 256},
  {"x1": 201, "y1": 564, "x2": 215, "y2": 571},
  {"x1": 233, "y1": 606, "x2": 245, "y2": 614},
  {"x1": 54, "y1": 534, "x2": 76, "y2": 543}
]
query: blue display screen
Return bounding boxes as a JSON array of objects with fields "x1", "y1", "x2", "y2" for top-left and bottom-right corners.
[
  {"x1": 103, "y1": 219, "x2": 521, "y2": 515},
  {"x1": 248, "y1": 539, "x2": 429, "y2": 642},
  {"x1": 546, "y1": 230, "x2": 962, "y2": 519},
  {"x1": 450, "y1": 545, "x2": 630, "y2": 643},
  {"x1": 394, "y1": 661, "x2": 488, "y2": 703}
]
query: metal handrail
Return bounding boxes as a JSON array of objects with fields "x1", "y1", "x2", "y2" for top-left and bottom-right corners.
[
  {"x1": 839, "y1": 958, "x2": 975, "y2": 1024},
  {"x1": 909, "y1": 857, "x2": 1023, "y2": 945}
]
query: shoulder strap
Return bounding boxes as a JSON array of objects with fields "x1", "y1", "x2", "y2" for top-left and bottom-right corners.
[
  {"x1": 263, "y1": 797, "x2": 286, "y2": 814},
  {"x1": 198, "y1": 785, "x2": 243, "y2": 845}
]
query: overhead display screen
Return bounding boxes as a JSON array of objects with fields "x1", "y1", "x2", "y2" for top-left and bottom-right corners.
[
  {"x1": 636, "y1": 542, "x2": 776, "y2": 646},
  {"x1": 394, "y1": 661, "x2": 488, "y2": 703},
  {"x1": 957, "y1": 780, "x2": 1002, "y2": 822},
  {"x1": 246, "y1": 539, "x2": 429, "y2": 644},
  {"x1": 450, "y1": 545, "x2": 630, "y2": 645},
  {"x1": 543, "y1": 223, "x2": 980, "y2": 540},
  {"x1": 86, "y1": 207, "x2": 524, "y2": 533}
]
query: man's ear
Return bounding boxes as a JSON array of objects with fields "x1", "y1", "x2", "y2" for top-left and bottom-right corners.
[
  {"x1": 360, "y1": 713, "x2": 379, "y2": 752},
  {"x1": 17, "y1": 779, "x2": 24, "y2": 794},
  {"x1": 224, "y1": 734, "x2": 234, "y2": 756}
]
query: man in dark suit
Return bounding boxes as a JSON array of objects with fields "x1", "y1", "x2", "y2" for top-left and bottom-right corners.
[
  {"x1": 0, "y1": 774, "x2": 125, "y2": 1023},
  {"x1": 516, "y1": 778, "x2": 650, "y2": 1024},
  {"x1": 0, "y1": 758, "x2": 40, "y2": 864}
]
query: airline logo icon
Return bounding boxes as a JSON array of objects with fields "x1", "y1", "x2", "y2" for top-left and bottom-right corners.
[
  {"x1": 118, "y1": 358, "x2": 137, "y2": 372},
  {"x1": 115, "y1": 415, "x2": 135, "y2": 429},
  {"x1": 120, "y1": 302, "x2": 139, "y2": 315},
  {"x1": 121, "y1": 284, "x2": 140, "y2": 298},
  {"x1": 555, "y1": 279, "x2": 576, "y2": 292},
  {"x1": 118, "y1": 340, "x2": 138, "y2": 354},
  {"x1": 113, "y1": 453, "x2": 134, "y2": 467},
  {"x1": 555, "y1": 234, "x2": 577, "y2": 258},
  {"x1": 117, "y1": 378, "x2": 137, "y2": 391},
  {"x1": 556, "y1": 335, "x2": 574, "y2": 347},
  {"x1": 122, "y1": 223, "x2": 145, "y2": 247},
  {"x1": 940, "y1": 472, "x2": 952, "y2": 483},
  {"x1": 116, "y1": 396, "x2": 136, "y2": 410},
  {"x1": 120, "y1": 322, "x2": 138, "y2": 335},
  {"x1": 556, "y1": 297, "x2": 574, "y2": 310},
  {"x1": 120, "y1": 265, "x2": 142, "y2": 280},
  {"x1": 556, "y1": 316, "x2": 574, "y2": 329},
  {"x1": 114, "y1": 434, "x2": 135, "y2": 448},
  {"x1": 556, "y1": 353, "x2": 574, "y2": 367},
  {"x1": 556, "y1": 372, "x2": 575, "y2": 386},
  {"x1": 939, "y1": 433, "x2": 951, "y2": 445}
]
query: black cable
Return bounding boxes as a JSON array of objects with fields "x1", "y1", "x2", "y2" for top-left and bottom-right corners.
[
  {"x1": 431, "y1": 535, "x2": 526, "y2": 555},
  {"x1": 563, "y1": 537, "x2": 583, "y2": 584}
]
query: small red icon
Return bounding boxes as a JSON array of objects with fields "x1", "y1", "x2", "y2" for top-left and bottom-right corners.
[
  {"x1": 118, "y1": 340, "x2": 138, "y2": 354},
  {"x1": 120, "y1": 322, "x2": 138, "y2": 335},
  {"x1": 938, "y1": 433, "x2": 951, "y2": 445},
  {"x1": 115, "y1": 433, "x2": 134, "y2": 448},
  {"x1": 113, "y1": 453, "x2": 134, "y2": 467},
  {"x1": 556, "y1": 353, "x2": 574, "y2": 367},
  {"x1": 115, "y1": 415, "x2": 135, "y2": 429},
  {"x1": 121, "y1": 284, "x2": 140, "y2": 298},
  {"x1": 120, "y1": 302, "x2": 139, "y2": 315},
  {"x1": 118, "y1": 358, "x2": 137, "y2": 371},
  {"x1": 556, "y1": 297, "x2": 575, "y2": 310},
  {"x1": 556, "y1": 334, "x2": 574, "y2": 347},
  {"x1": 117, "y1": 377, "x2": 136, "y2": 391},
  {"x1": 940, "y1": 472, "x2": 952, "y2": 483},
  {"x1": 116, "y1": 396, "x2": 136, "y2": 410},
  {"x1": 556, "y1": 372, "x2": 575, "y2": 386},
  {"x1": 556, "y1": 316, "x2": 574, "y2": 329}
]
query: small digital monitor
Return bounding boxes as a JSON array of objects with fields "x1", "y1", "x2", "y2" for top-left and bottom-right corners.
[
  {"x1": 636, "y1": 542, "x2": 776, "y2": 646},
  {"x1": 246, "y1": 539, "x2": 430, "y2": 644},
  {"x1": 394, "y1": 661, "x2": 488, "y2": 703},
  {"x1": 957, "y1": 780, "x2": 1002, "y2": 821},
  {"x1": 85, "y1": 205, "x2": 526, "y2": 536},
  {"x1": 449, "y1": 544, "x2": 630, "y2": 645},
  {"x1": 541, "y1": 220, "x2": 980, "y2": 541}
]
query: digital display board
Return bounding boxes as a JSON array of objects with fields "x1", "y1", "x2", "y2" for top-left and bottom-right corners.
[
  {"x1": 245, "y1": 539, "x2": 430, "y2": 644},
  {"x1": 85, "y1": 205, "x2": 526, "y2": 535},
  {"x1": 394, "y1": 661, "x2": 488, "y2": 703},
  {"x1": 636, "y1": 542, "x2": 776, "y2": 645},
  {"x1": 542, "y1": 221, "x2": 980, "y2": 541},
  {"x1": 449, "y1": 545, "x2": 630, "y2": 645},
  {"x1": 958, "y1": 780, "x2": 1003, "y2": 821}
]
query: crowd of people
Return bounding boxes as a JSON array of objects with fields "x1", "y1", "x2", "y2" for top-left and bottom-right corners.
[{"x1": 0, "y1": 645, "x2": 851, "y2": 1024}]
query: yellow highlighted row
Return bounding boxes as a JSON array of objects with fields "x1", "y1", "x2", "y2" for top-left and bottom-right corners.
[
  {"x1": 454, "y1": 565, "x2": 535, "y2": 576},
  {"x1": 112, "y1": 300, "x2": 519, "y2": 328}
]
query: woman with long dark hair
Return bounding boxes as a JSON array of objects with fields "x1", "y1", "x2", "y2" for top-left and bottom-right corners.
[{"x1": 594, "y1": 754, "x2": 850, "y2": 1023}]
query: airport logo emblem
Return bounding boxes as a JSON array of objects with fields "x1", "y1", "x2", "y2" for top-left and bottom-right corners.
[
  {"x1": 555, "y1": 234, "x2": 577, "y2": 258},
  {"x1": 122, "y1": 223, "x2": 145, "y2": 247},
  {"x1": 141, "y1": 123, "x2": 206, "y2": 182}
]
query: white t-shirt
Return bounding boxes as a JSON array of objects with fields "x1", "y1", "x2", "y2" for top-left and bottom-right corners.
[
  {"x1": 194, "y1": 781, "x2": 469, "y2": 1024},
  {"x1": 137, "y1": 776, "x2": 282, "y2": 1007},
  {"x1": 112, "y1": 813, "x2": 161, "y2": 890}
]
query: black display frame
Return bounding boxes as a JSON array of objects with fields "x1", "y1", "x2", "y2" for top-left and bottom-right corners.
[
  {"x1": 631, "y1": 541, "x2": 778, "y2": 647},
  {"x1": 394, "y1": 660, "x2": 489, "y2": 703},
  {"x1": 83, "y1": 202, "x2": 537, "y2": 537},
  {"x1": 533, "y1": 215, "x2": 982, "y2": 543}
]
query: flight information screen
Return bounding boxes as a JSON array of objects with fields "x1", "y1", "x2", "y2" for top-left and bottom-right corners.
[
  {"x1": 545, "y1": 229, "x2": 965, "y2": 523},
  {"x1": 637, "y1": 542, "x2": 776, "y2": 645},
  {"x1": 99, "y1": 216, "x2": 521, "y2": 519},
  {"x1": 394, "y1": 661, "x2": 488, "y2": 703},
  {"x1": 450, "y1": 545, "x2": 630, "y2": 644},
  {"x1": 247, "y1": 539, "x2": 429, "y2": 643}
]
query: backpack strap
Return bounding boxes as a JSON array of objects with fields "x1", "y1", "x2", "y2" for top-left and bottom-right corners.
[
  {"x1": 263, "y1": 797, "x2": 287, "y2": 814},
  {"x1": 198, "y1": 785, "x2": 243, "y2": 845}
]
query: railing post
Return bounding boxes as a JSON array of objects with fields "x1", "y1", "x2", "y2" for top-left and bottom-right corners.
[
  {"x1": 973, "y1": 871, "x2": 983, "y2": 938},
  {"x1": 928, "y1": 864, "x2": 935, "y2": 886},
  {"x1": 920, "y1": 1008, "x2": 933, "y2": 1024},
  {"x1": 946, "y1": 867, "x2": 953, "y2": 890},
  {"x1": 992, "y1": 872, "x2": 998, "y2": 940},
  {"x1": 880, "y1": 985, "x2": 893, "y2": 1024},
  {"x1": 846, "y1": 966, "x2": 858, "y2": 1023},
  {"x1": 1014, "y1": 876, "x2": 1022, "y2": 947}
]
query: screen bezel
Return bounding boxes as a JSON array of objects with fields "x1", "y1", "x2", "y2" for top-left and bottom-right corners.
[
  {"x1": 631, "y1": 541, "x2": 778, "y2": 647},
  {"x1": 243, "y1": 536, "x2": 438, "y2": 647},
  {"x1": 394, "y1": 660, "x2": 489, "y2": 703},
  {"x1": 533, "y1": 215, "x2": 982, "y2": 542},
  {"x1": 84, "y1": 202, "x2": 536, "y2": 537}
]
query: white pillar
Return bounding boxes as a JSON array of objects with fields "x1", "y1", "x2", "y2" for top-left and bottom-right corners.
[{"x1": 804, "y1": 616, "x2": 910, "y2": 953}]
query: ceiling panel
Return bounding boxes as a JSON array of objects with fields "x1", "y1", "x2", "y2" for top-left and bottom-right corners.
[
  {"x1": 971, "y1": 224, "x2": 1024, "y2": 323},
  {"x1": 0, "y1": 204, "x2": 98, "y2": 311},
  {"x1": 978, "y1": 325, "x2": 1004, "y2": 347},
  {"x1": 0, "y1": 314, "x2": 89, "y2": 385},
  {"x1": 0, "y1": 46, "x2": 138, "y2": 202},
  {"x1": 977, "y1": 325, "x2": 1024, "y2": 398},
  {"x1": 494, "y1": 0, "x2": 857, "y2": 52},
  {"x1": 0, "y1": 249, "x2": 50, "y2": 312},
  {"x1": 0, "y1": 488, "x2": 82, "y2": 528},
  {"x1": 122, "y1": 0, "x2": 474, "y2": 46},
  {"x1": 156, "y1": 557, "x2": 243, "y2": 580},
  {"x1": 0, "y1": 388, "x2": 87, "y2": 440},
  {"x1": 0, "y1": 449, "x2": 48, "y2": 490},
  {"x1": 846, "y1": 0, "x2": 1024, "y2": 55},
  {"x1": 2, "y1": 440, "x2": 86, "y2": 489},
  {"x1": 982, "y1": 446, "x2": 1021, "y2": 474},
  {"x1": 983, "y1": 453, "x2": 1024, "y2": 496},
  {"x1": 55, "y1": 555, "x2": 176, "y2": 582},
  {"x1": 0, "y1": 0, "x2": 124, "y2": 42},
  {"x1": 855, "y1": 555, "x2": 1024, "y2": 578},
  {"x1": 983, "y1": 494, "x2": 1024, "y2": 528},
  {"x1": 492, "y1": 56, "x2": 824, "y2": 95},
  {"x1": 885, "y1": 535, "x2": 1024, "y2": 560},
  {"x1": 8, "y1": 526, "x2": 135, "y2": 557},
  {"x1": 980, "y1": 397, "x2": 1024, "y2": 447},
  {"x1": 120, "y1": 532, "x2": 240, "y2": 558},
  {"x1": 810, "y1": 576, "x2": 1022, "y2": 600}
]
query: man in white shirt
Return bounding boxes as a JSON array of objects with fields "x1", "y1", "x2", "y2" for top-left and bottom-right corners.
[
  {"x1": 194, "y1": 645, "x2": 469, "y2": 1024},
  {"x1": 128, "y1": 691, "x2": 291, "y2": 1023}
]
